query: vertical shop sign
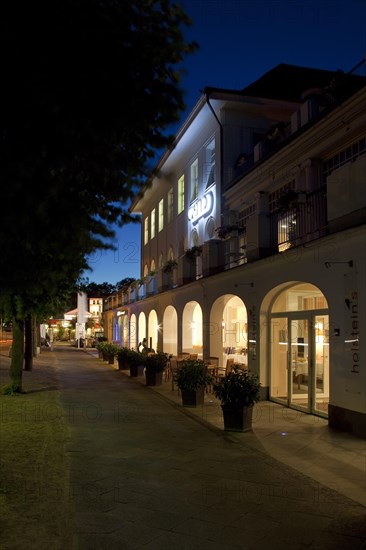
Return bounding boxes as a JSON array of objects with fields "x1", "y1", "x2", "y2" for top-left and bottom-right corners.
[
  {"x1": 248, "y1": 305, "x2": 257, "y2": 362},
  {"x1": 344, "y1": 273, "x2": 360, "y2": 374}
]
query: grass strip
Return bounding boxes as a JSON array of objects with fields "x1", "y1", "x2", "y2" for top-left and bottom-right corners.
[{"x1": 0, "y1": 389, "x2": 76, "y2": 550}]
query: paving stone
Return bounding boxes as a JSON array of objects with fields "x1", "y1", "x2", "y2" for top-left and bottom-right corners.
[{"x1": 20, "y1": 345, "x2": 365, "y2": 550}]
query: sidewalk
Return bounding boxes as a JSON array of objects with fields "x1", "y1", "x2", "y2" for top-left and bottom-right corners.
[
  {"x1": 140, "y1": 371, "x2": 366, "y2": 508},
  {"x1": 3, "y1": 345, "x2": 366, "y2": 507},
  {"x1": 70, "y1": 348, "x2": 366, "y2": 549},
  {"x1": 2, "y1": 345, "x2": 365, "y2": 550},
  {"x1": 84, "y1": 348, "x2": 366, "y2": 508}
]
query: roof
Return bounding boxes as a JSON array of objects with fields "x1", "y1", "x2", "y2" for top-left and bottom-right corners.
[{"x1": 205, "y1": 62, "x2": 366, "y2": 104}]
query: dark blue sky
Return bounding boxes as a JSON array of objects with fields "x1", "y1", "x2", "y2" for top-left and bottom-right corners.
[{"x1": 85, "y1": 0, "x2": 366, "y2": 285}]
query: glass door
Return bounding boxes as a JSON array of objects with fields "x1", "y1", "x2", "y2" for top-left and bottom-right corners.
[
  {"x1": 313, "y1": 315, "x2": 330, "y2": 416},
  {"x1": 270, "y1": 313, "x2": 329, "y2": 416},
  {"x1": 270, "y1": 317, "x2": 288, "y2": 405},
  {"x1": 290, "y1": 317, "x2": 310, "y2": 412}
]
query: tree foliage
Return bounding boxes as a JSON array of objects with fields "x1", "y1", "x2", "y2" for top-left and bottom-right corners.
[
  {"x1": 79, "y1": 280, "x2": 118, "y2": 297},
  {"x1": 0, "y1": 0, "x2": 196, "y2": 296},
  {"x1": 116, "y1": 278, "x2": 137, "y2": 291},
  {"x1": 0, "y1": 0, "x2": 197, "y2": 391}
]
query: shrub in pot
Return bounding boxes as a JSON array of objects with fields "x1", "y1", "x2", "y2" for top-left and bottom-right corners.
[
  {"x1": 127, "y1": 350, "x2": 145, "y2": 377},
  {"x1": 103, "y1": 343, "x2": 118, "y2": 365},
  {"x1": 213, "y1": 366, "x2": 261, "y2": 432},
  {"x1": 116, "y1": 347, "x2": 130, "y2": 370},
  {"x1": 174, "y1": 359, "x2": 213, "y2": 407},
  {"x1": 144, "y1": 352, "x2": 169, "y2": 386},
  {"x1": 96, "y1": 341, "x2": 107, "y2": 360}
]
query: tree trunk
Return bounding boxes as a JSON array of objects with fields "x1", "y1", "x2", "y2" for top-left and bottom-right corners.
[
  {"x1": 24, "y1": 316, "x2": 33, "y2": 371},
  {"x1": 33, "y1": 317, "x2": 40, "y2": 356},
  {"x1": 9, "y1": 317, "x2": 25, "y2": 392}
]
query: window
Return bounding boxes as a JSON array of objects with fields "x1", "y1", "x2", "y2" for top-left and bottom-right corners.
[
  {"x1": 158, "y1": 199, "x2": 164, "y2": 232},
  {"x1": 205, "y1": 139, "x2": 215, "y2": 188},
  {"x1": 178, "y1": 175, "x2": 184, "y2": 214},
  {"x1": 167, "y1": 187, "x2": 173, "y2": 223},
  {"x1": 150, "y1": 208, "x2": 156, "y2": 239},
  {"x1": 322, "y1": 137, "x2": 365, "y2": 180},
  {"x1": 190, "y1": 159, "x2": 198, "y2": 202},
  {"x1": 144, "y1": 216, "x2": 149, "y2": 245}
]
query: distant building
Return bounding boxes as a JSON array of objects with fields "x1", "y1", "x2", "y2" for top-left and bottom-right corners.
[
  {"x1": 88, "y1": 297, "x2": 104, "y2": 332},
  {"x1": 104, "y1": 61, "x2": 366, "y2": 437},
  {"x1": 62, "y1": 296, "x2": 104, "y2": 341}
]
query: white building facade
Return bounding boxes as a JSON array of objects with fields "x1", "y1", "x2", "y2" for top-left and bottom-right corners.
[{"x1": 104, "y1": 62, "x2": 366, "y2": 437}]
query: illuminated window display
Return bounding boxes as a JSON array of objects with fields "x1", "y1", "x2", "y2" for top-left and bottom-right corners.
[
  {"x1": 222, "y1": 296, "x2": 248, "y2": 367},
  {"x1": 270, "y1": 283, "x2": 329, "y2": 416}
]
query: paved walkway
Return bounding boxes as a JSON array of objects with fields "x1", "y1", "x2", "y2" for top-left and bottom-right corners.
[{"x1": 6, "y1": 345, "x2": 366, "y2": 549}]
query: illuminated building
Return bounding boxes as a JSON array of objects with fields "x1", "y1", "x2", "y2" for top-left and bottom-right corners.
[{"x1": 104, "y1": 62, "x2": 366, "y2": 437}]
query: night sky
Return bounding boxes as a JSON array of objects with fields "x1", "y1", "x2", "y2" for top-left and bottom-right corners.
[{"x1": 85, "y1": 0, "x2": 366, "y2": 285}]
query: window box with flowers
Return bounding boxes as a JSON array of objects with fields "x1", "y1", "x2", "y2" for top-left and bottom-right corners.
[
  {"x1": 276, "y1": 189, "x2": 307, "y2": 212},
  {"x1": 215, "y1": 225, "x2": 244, "y2": 240},
  {"x1": 184, "y1": 245, "x2": 202, "y2": 262},
  {"x1": 162, "y1": 259, "x2": 178, "y2": 274}
]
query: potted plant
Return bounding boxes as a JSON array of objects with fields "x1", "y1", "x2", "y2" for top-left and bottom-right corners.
[
  {"x1": 116, "y1": 347, "x2": 130, "y2": 370},
  {"x1": 144, "y1": 352, "x2": 169, "y2": 386},
  {"x1": 127, "y1": 349, "x2": 145, "y2": 377},
  {"x1": 277, "y1": 189, "x2": 307, "y2": 212},
  {"x1": 184, "y1": 245, "x2": 202, "y2": 262},
  {"x1": 96, "y1": 340, "x2": 107, "y2": 360},
  {"x1": 213, "y1": 366, "x2": 261, "y2": 432},
  {"x1": 162, "y1": 259, "x2": 178, "y2": 274},
  {"x1": 103, "y1": 342, "x2": 118, "y2": 365},
  {"x1": 215, "y1": 224, "x2": 242, "y2": 240},
  {"x1": 174, "y1": 359, "x2": 213, "y2": 407}
]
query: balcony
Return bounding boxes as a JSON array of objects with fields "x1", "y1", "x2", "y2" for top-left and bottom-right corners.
[
  {"x1": 104, "y1": 178, "x2": 366, "y2": 310},
  {"x1": 268, "y1": 187, "x2": 327, "y2": 251}
]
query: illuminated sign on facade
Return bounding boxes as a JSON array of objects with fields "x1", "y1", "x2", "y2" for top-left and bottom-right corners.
[{"x1": 188, "y1": 190, "x2": 214, "y2": 223}]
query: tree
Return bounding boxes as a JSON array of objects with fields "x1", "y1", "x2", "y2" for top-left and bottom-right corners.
[
  {"x1": 116, "y1": 278, "x2": 137, "y2": 291},
  {"x1": 80, "y1": 280, "x2": 117, "y2": 298},
  {"x1": 0, "y1": 0, "x2": 197, "y2": 392}
]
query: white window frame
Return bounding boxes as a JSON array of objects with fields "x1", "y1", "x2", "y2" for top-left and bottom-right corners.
[
  {"x1": 144, "y1": 216, "x2": 149, "y2": 245},
  {"x1": 178, "y1": 175, "x2": 185, "y2": 214},
  {"x1": 190, "y1": 159, "x2": 198, "y2": 203},
  {"x1": 158, "y1": 198, "x2": 164, "y2": 232},
  {"x1": 205, "y1": 139, "x2": 215, "y2": 188},
  {"x1": 150, "y1": 208, "x2": 156, "y2": 239},
  {"x1": 167, "y1": 187, "x2": 173, "y2": 223}
]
